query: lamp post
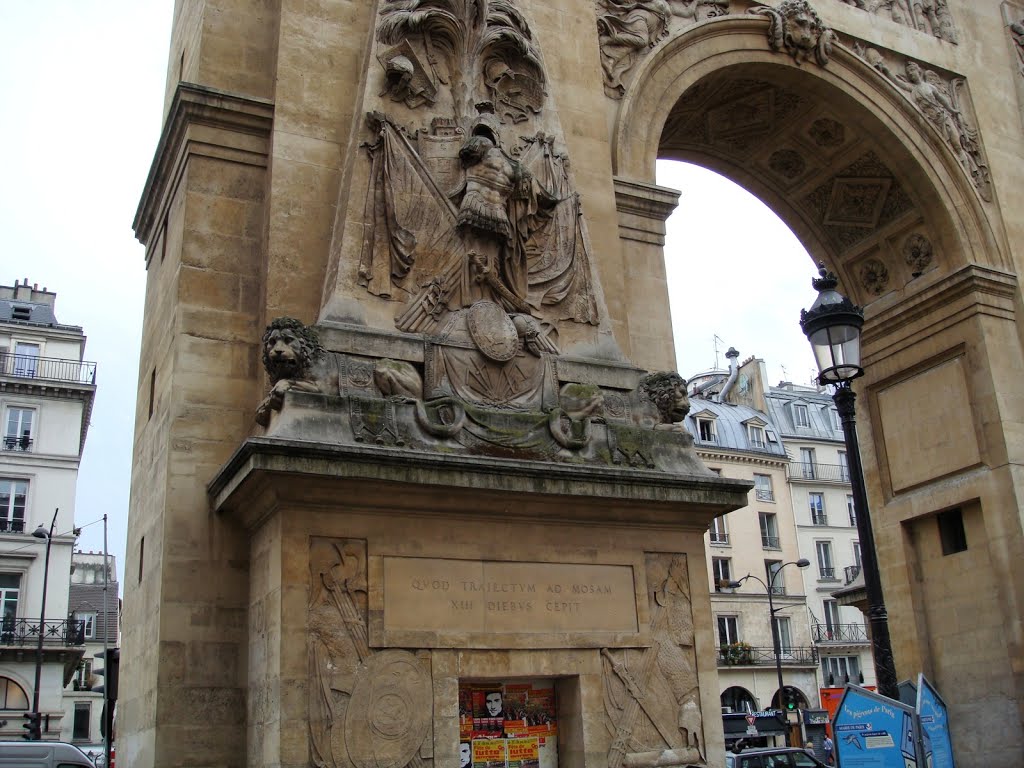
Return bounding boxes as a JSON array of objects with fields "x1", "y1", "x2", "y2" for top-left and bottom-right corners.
[
  {"x1": 799, "y1": 265, "x2": 899, "y2": 701},
  {"x1": 728, "y1": 558, "x2": 810, "y2": 744},
  {"x1": 30, "y1": 508, "x2": 58, "y2": 736}
]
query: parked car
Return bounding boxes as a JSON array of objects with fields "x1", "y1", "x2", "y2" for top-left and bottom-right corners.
[
  {"x1": 725, "y1": 746, "x2": 829, "y2": 768},
  {"x1": 0, "y1": 740, "x2": 96, "y2": 767}
]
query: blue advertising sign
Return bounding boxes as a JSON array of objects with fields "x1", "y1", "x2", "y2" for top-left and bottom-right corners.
[
  {"x1": 917, "y1": 675, "x2": 955, "y2": 768},
  {"x1": 833, "y1": 685, "x2": 919, "y2": 768}
]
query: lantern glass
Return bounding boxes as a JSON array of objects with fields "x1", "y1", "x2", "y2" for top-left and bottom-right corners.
[{"x1": 809, "y1": 321, "x2": 862, "y2": 383}]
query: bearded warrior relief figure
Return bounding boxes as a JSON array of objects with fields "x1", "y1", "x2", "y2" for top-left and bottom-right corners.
[{"x1": 602, "y1": 554, "x2": 704, "y2": 768}]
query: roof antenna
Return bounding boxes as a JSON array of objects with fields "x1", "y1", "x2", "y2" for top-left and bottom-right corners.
[
  {"x1": 781, "y1": 364, "x2": 788, "y2": 381},
  {"x1": 713, "y1": 334, "x2": 726, "y2": 370}
]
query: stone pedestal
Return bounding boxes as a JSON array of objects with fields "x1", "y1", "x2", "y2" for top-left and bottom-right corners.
[{"x1": 211, "y1": 375, "x2": 748, "y2": 768}]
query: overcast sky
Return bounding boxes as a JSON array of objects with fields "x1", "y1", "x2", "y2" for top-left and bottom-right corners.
[{"x1": 0, "y1": 3, "x2": 818, "y2": 590}]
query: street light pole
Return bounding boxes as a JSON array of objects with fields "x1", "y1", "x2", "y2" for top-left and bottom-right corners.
[
  {"x1": 832, "y1": 383, "x2": 899, "y2": 700},
  {"x1": 729, "y1": 558, "x2": 810, "y2": 746},
  {"x1": 30, "y1": 508, "x2": 58, "y2": 734},
  {"x1": 800, "y1": 265, "x2": 899, "y2": 701}
]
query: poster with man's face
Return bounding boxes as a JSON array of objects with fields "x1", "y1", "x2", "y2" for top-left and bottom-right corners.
[
  {"x1": 485, "y1": 691, "x2": 503, "y2": 717},
  {"x1": 460, "y1": 741, "x2": 472, "y2": 768}
]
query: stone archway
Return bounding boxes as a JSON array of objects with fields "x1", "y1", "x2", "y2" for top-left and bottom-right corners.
[{"x1": 611, "y1": 13, "x2": 1024, "y2": 768}]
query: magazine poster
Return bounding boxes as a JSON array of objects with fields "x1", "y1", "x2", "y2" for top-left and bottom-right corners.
[
  {"x1": 460, "y1": 741, "x2": 473, "y2": 768},
  {"x1": 504, "y1": 683, "x2": 532, "y2": 734},
  {"x1": 507, "y1": 737, "x2": 540, "y2": 768},
  {"x1": 460, "y1": 688, "x2": 473, "y2": 740},
  {"x1": 472, "y1": 739, "x2": 508, "y2": 768},
  {"x1": 472, "y1": 687, "x2": 504, "y2": 738},
  {"x1": 526, "y1": 686, "x2": 557, "y2": 736}
]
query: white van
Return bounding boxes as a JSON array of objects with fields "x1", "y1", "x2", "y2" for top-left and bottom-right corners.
[{"x1": 0, "y1": 741, "x2": 95, "y2": 767}]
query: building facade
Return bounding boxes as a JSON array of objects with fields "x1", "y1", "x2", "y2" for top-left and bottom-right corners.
[
  {"x1": 61, "y1": 552, "x2": 119, "y2": 751},
  {"x1": 0, "y1": 280, "x2": 95, "y2": 739},
  {"x1": 685, "y1": 358, "x2": 818, "y2": 749}
]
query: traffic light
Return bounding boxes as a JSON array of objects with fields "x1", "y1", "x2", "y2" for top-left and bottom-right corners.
[
  {"x1": 92, "y1": 648, "x2": 120, "y2": 700},
  {"x1": 93, "y1": 648, "x2": 120, "y2": 739},
  {"x1": 782, "y1": 685, "x2": 798, "y2": 711},
  {"x1": 21, "y1": 711, "x2": 41, "y2": 740}
]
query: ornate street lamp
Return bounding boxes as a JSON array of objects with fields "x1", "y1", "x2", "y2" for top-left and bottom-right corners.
[
  {"x1": 29, "y1": 508, "x2": 58, "y2": 738},
  {"x1": 729, "y1": 558, "x2": 810, "y2": 745},
  {"x1": 799, "y1": 265, "x2": 899, "y2": 701}
]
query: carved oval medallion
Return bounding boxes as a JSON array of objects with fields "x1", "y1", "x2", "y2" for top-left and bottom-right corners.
[
  {"x1": 467, "y1": 300, "x2": 521, "y2": 361},
  {"x1": 345, "y1": 650, "x2": 431, "y2": 768}
]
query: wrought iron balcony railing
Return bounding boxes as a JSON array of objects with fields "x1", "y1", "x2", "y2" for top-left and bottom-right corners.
[
  {"x1": 818, "y1": 567, "x2": 837, "y2": 580},
  {"x1": 717, "y1": 644, "x2": 819, "y2": 667},
  {"x1": 710, "y1": 532, "x2": 730, "y2": 545},
  {"x1": 812, "y1": 623, "x2": 869, "y2": 644},
  {"x1": 794, "y1": 462, "x2": 851, "y2": 483},
  {"x1": 761, "y1": 535, "x2": 780, "y2": 549},
  {"x1": 2, "y1": 436, "x2": 32, "y2": 452},
  {"x1": 844, "y1": 565, "x2": 862, "y2": 584},
  {"x1": 0, "y1": 353, "x2": 96, "y2": 385},
  {"x1": 755, "y1": 488, "x2": 775, "y2": 502},
  {"x1": 0, "y1": 518, "x2": 26, "y2": 534},
  {"x1": 0, "y1": 618, "x2": 86, "y2": 647},
  {"x1": 811, "y1": 512, "x2": 828, "y2": 526}
]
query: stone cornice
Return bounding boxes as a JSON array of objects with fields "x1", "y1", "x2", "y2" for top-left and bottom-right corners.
[
  {"x1": 209, "y1": 436, "x2": 752, "y2": 532},
  {"x1": 133, "y1": 83, "x2": 275, "y2": 249},
  {"x1": 862, "y1": 264, "x2": 1018, "y2": 365}
]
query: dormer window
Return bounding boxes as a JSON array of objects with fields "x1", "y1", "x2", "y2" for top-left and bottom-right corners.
[
  {"x1": 793, "y1": 403, "x2": 809, "y2": 427},
  {"x1": 698, "y1": 418, "x2": 717, "y2": 442},
  {"x1": 748, "y1": 424, "x2": 766, "y2": 448},
  {"x1": 10, "y1": 306, "x2": 30, "y2": 321}
]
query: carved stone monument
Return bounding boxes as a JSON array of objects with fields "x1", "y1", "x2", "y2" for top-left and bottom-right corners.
[{"x1": 127, "y1": 2, "x2": 1024, "y2": 767}]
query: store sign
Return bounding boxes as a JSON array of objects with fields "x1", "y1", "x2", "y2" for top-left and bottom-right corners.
[{"x1": 382, "y1": 557, "x2": 639, "y2": 633}]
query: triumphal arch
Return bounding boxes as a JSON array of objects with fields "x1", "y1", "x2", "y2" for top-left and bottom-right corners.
[{"x1": 127, "y1": 2, "x2": 1024, "y2": 766}]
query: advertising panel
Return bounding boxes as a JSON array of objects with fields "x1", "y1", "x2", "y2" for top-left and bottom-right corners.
[
  {"x1": 833, "y1": 685, "x2": 919, "y2": 768},
  {"x1": 917, "y1": 675, "x2": 955, "y2": 768}
]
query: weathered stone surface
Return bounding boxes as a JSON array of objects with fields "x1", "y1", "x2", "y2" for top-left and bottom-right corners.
[{"x1": 127, "y1": 3, "x2": 1024, "y2": 768}]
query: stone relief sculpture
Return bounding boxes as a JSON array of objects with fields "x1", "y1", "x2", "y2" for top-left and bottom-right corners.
[
  {"x1": 309, "y1": 539, "x2": 433, "y2": 768},
  {"x1": 637, "y1": 371, "x2": 690, "y2": 430},
  {"x1": 837, "y1": 0, "x2": 957, "y2": 43},
  {"x1": 858, "y1": 256, "x2": 890, "y2": 295},
  {"x1": 902, "y1": 232, "x2": 933, "y2": 277},
  {"x1": 256, "y1": 317, "x2": 332, "y2": 426},
  {"x1": 862, "y1": 48, "x2": 992, "y2": 201},
  {"x1": 602, "y1": 554, "x2": 704, "y2": 768},
  {"x1": 377, "y1": 0, "x2": 546, "y2": 128},
  {"x1": 1011, "y1": 19, "x2": 1024, "y2": 77},
  {"x1": 359, "y1": 110, "x2": 599, "y2": 337},
  {"x1": 596, "y1": 0, "x2": 729, "y2": 98},
  {"x1": 753, "y1": 0, "x2": 834, "y2": 67}
]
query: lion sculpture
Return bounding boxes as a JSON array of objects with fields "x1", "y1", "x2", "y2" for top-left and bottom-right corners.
[
  {"x1": 638, "y1": 371, "x2": 691, "y2": 429},
  {"x1": 255, "y1": 317, "x2": 327, "y2": 426}
]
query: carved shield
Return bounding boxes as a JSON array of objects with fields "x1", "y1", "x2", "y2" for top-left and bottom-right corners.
[{"x1": 344, "y1": 650, "x2": 431, "y2": 768}]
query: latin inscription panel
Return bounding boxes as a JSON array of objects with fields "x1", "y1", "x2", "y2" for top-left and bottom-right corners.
[{"x1": 383, "y1": 557, "x2": 639, "y2": 634}]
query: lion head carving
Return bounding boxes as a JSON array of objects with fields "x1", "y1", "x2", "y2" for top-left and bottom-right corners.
[
  {"x1": 756, "y1": 0, "x2": 833, "y2": 67},
  {"x1": 262, "y1": 317, "x2": 325, "y2": 385},
  {"x1": 639, "y1": 371, "x2": 690, "y2": 425}
]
